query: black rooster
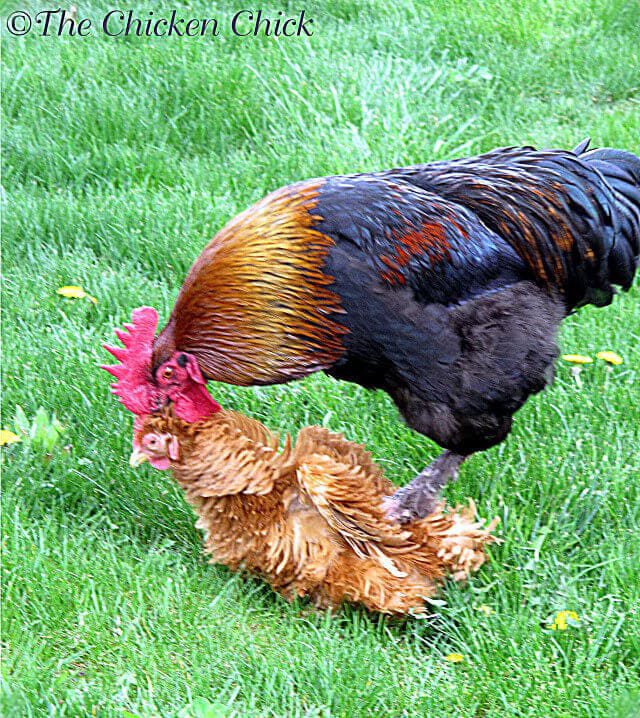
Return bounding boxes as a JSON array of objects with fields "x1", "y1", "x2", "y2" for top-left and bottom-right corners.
[{"x1": 119, "y1": 140, "x2": 639, "y2": 521}]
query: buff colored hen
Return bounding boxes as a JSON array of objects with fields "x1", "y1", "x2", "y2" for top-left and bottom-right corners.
[{"x1": 130, "y1": 409, "x2": 498, "y2": 615}]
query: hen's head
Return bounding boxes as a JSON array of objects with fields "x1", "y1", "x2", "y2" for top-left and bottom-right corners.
[
  {"x1": 129, "y1": 414, "x2": 180, "y2": 471},
  {"x1": 102, "y1": 306, "x2": 221, "y2": 423}
]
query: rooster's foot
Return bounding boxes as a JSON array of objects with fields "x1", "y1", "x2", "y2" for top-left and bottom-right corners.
[{"x1": 384, "y1": 451, "x2": 467, "y2": 524}]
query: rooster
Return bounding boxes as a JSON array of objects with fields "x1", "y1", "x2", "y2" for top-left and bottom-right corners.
[
  {"x1": 104, "y1": 140, "x2": 640, "y2": 521},
  {"x1": 127, "y1": 401, "x2": 497, "y2": 615}
]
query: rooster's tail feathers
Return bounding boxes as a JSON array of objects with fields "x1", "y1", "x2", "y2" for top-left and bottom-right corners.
[{"x1": 578, "y1": 144, "x2": 640, "y2": 292}]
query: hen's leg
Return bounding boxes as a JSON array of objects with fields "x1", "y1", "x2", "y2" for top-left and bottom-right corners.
[{"x1": 384, "y1": 451, "x2": 467, "y2": 523}]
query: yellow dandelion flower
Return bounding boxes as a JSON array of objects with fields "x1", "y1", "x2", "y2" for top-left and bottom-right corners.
[
  {"x1": 0, "y1": 430, "x2": 21, "y2": 446},
  {"x1": 551, "y1": 610, "x2": 580, "y2": 631},
  {"x1": 444, "y1": 653, "x2": 465, "y2": 663},
  {"x1": 561, "y1": 354, "x2": 593, "y2": 365},
  {"x1": 475, "y1": 604, "x2": 494, "y2": 616},
  {"x1": 56, "y1": 286, "x2": 97, "y2": 304},
  {"x1": 596, "y1": 351, "x2": 623, "y2": 366}
]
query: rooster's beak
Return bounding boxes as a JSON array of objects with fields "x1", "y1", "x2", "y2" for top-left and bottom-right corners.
[{"x1": 129, "y1": 448, "x2": 149, "y2": 468}]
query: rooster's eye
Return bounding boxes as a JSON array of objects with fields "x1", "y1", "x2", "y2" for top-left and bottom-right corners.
[{"x1": 162, "y1": 367, "x2": 173, "y2": 379}]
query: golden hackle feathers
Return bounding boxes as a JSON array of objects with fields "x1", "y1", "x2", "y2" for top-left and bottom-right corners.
[
  {"x1": 159, "y1": 181, "x2": 348, "y2": 385},
  {"x1": 139, "y1": 410, "x2": 497, "y2": 615}
]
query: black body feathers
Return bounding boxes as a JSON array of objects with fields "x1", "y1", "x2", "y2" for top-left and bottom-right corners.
[
  {"x1": 578, "y1": 145, "x2": 640, "y2": 292},
  {"x1": 316, "y1": 142, "x2": 639, "y2": 454}
]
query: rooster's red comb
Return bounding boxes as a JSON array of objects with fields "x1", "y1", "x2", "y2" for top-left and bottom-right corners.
[{"x1": 101, "y1": 306, "x2": 159, "y2": 415}]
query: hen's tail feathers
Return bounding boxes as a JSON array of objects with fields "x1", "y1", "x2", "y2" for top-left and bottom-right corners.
[
  {"x1": 577, "y1": 143, "x2": 640, "y2": 293},
  {"x1": 412, "y1": 499, "x2": 500, "y2": 582}
]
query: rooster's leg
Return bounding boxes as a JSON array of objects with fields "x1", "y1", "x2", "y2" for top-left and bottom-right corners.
[{"x1": 383, "y1": 451, "x2": 467, "y2": 523}]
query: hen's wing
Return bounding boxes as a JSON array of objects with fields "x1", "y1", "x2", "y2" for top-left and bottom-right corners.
[{"x1": 294, "y1": 427, "x2": 418, "y2": 577}]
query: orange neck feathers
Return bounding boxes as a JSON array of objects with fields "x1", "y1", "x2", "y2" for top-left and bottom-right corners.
[{"x1": 154, "y1": 180, "x2": 347, "y2": 385}]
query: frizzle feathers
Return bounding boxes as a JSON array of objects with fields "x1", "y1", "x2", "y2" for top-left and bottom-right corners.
[{"x1": 136, "y1": 410, "x2": 497, "y2": 614}]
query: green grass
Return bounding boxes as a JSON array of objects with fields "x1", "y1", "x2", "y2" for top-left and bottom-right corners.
[{"x1": 2, "y1": 0, "x2": 640, "y2": 715}]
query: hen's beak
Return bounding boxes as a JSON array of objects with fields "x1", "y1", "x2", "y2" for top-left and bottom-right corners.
[{"x1": 129, "y1": 448, "x2": 149, "y2": 468}]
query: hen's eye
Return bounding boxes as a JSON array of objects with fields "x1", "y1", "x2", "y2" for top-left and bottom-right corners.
[
  {"x1": 162, "y1": 367, "x2": 173, "y2": 379},
  {"x1": 146, "y1": 436, "x2": 157, "y2": 447}
]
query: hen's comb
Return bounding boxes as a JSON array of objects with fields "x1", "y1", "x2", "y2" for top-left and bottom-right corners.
[{"x1": 101, "y1": 306, "x2": 159, "y2": 415}]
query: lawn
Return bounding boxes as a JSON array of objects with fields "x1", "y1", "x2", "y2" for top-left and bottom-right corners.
[{"x1": 2, "y1": 0, "x2": 639, "y2": 715}]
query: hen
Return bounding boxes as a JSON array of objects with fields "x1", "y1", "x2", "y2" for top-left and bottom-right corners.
[
  {"x1": 129, "y1": 407, "x2": 497, "y2": 615},
  {"x1": 105, "y1": 140, "x2": 640, "y2": 521}
]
